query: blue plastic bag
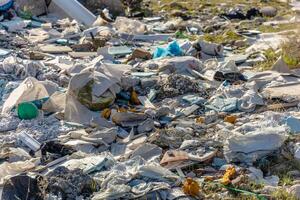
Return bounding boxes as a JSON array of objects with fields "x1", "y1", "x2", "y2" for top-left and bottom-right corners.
[
  {"x1": 0, "y1": 0, "x2": 13, "y2": 12},
  {"x1": 153, "y1": 40, "x2": 183, "y2": 59}
]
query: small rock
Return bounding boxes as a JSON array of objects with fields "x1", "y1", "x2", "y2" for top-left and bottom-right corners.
[
  {"x1": 260, "y1": 6, "x2": 277, "y2": 17},
  {"x1": 121, "y1": 76, "x2": 140, "y2": 90},
  {"x1": 156, "y1": 106, "x2": 171, "y2": 118},
  {"x1": 141, "y1": 77, "x2": 158, "y2": 89},
  {"x1": 288, "y1": 170, "x2": 300, "y2": 178},
  {"x1": 128, "y1": 48, "x2": 152, "y2": 61},
  {"x1": 234, "y1": 40, "x2": 247, "y2": 48},
  {"x1": 144, "y1": 109, "x2": 156, "y2": 118},
  {"x1": 137, "y1": 118, "x2": 155, "y2": 134},
  {"x1": 212, "y1": 158, "x2": 227, "y2": 168}
]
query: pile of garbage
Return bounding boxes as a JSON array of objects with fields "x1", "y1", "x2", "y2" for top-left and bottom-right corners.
[{"x1": 1, "y1": 0, "x2": 300, "y2": 199}]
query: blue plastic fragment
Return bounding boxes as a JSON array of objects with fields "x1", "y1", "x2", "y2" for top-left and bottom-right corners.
[
  {"x1": 153, "y1": 40, "x2": 183, "y2": 59},
  {"x1": 0, "y1": 0, "x2": 13, "y2": 12},
  {"x1": 285, "y1": 116, "x2": 300, "y2": 134}
]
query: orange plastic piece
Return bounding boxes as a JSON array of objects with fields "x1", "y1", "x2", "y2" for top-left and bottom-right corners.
[
  {"x1": 195, "y1": 117, "x2": 205, "y2": 124},
  {"x1": 204, "y1": 176, "x2": 214, "y2": 182},
  {"x1": 182, "y1": 177, "x2": 200, "y2": 197},
  {"x1": 128, "y1": 108, "x2": 137, "y2": 112},
  {"x1": 118, "y1": 107, "x2": 127, "y2": 113},
  {"x1": 224, "y1": 115, "x2": 237, "y2": 124},
  {"x1": 101, "y1": 108, "x2": 111, "y2": 119},
  {"x1": 130, "y1": 90, "x2": 140, "y2": 105},
  {"x1": 221, "y1": 166, "x2": 236, "y2": 185}
]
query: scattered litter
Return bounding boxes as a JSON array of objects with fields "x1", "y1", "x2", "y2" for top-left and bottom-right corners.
[{"x1": 0, "y1": 1, "x2": 299, "y2": 199}]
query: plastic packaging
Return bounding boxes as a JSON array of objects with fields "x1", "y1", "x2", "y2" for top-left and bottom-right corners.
[
  {"x1": 0, "y1": 0, "x2": 13, "y2": 11},
  {"x1": 153, "y1": 41, "x2": 183, "y2": 59}
]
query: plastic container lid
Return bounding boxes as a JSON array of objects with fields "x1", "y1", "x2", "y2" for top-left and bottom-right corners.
[{"x1": 17, "y1": 102, "x2": 39, "y2": 120}]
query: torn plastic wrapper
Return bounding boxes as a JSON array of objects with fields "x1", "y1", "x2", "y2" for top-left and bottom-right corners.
[
  {"x1": 2, "y1": 77, "x2": 58, "y2": 114},
  {"x1": 224, "y1": 128, "x2": 287, "y2": 163},
  {"x1": 0, "y1": 158, "x2": 40, "y2": 185},
  {"x1": 195, "y1": 41, "x2": 224, "y2": 56},
  {"x1": 160, "y1": 150, "x2": 217, "y2": 170},
  {"x1": 153, "y1": 41, "x2": 183, "y2": 59},
  {"x1": 64, "y1": 63, "x2": 131, "y2": 127}
]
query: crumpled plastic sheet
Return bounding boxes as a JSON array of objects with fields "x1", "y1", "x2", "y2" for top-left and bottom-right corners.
[
  {"x1": 208, "y1": 82, "x2": 264, "y2": 112},
  {"x1": 0, "y1": 80, "x2": 20, "y2": 106},
  {"x1": 153, "y1": 40, "x2": 183, "y2": 59},
  {"x1": 60, "y1": 153, "x2": 180, "y2": 199},
  {"x1": 0, "y1": 159, "x2": 39, "y2": 185},
  {"x1": 64, "y1": 62, "x2": 130, "y2": 127},
  {"x1": 206, "y1": 96, "x2": 238, "y2": 112},
  {"x1": 0, "y1": 115, "x2": 76, "y2": 149},
  {"x1": 224, "y1": 126, "x2": 287, "y2": 164},
  {"x1": 248, "y1": 167, "x2": 280, "y2": 186},
  {"x1": 1, "y1": 56, "x2": 46, "y2": 80}
]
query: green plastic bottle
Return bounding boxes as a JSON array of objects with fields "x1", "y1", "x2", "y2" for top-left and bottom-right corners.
[{"x1": 17, "y1": 102, "x2": 39, "y2": 120}]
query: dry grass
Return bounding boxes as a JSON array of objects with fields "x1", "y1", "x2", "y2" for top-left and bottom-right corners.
[
  {"x1": 201, "y1": 30, "x2": 243, "y2": 44},
  {"x1": 258, "y1": 23, "x2": 300, "y2": 33},
  {"x1": 281, "y1": 35, "x2": 300, "y2": 68},
  {"x1": 149, "y1": 0, "x2": 292, "y2": 16}
]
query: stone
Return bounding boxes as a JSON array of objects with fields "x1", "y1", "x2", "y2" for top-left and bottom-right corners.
[
  {"x1": 156, "y1": 107, "x2": 171, "y2": 118},
  {"x1": 141, "y1": 77, "x2": 158, "y2": 89},
  {"x1": 234, "y1": 40, "x2": 247, "y2": 48},
  {"x1": 260, "y1": 6, "x2": 277, "y2": 17},
  {"x1": 288, "y1": 170, "x2": 300, "y2": 178},
  {"x1": 137, "y1": 118, "x2": 155, "y2": 134},
  {"x1": 128, "y1": 48, "x2": 152, "y2": 61},
  {"x1": 120, "y1": 76, "x2": 140, "y2": 90}
]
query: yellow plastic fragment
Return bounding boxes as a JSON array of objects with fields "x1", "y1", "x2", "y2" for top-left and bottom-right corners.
[
  {"x1": 118, "y1": 107, "x2": 127, "y2": 113},
  {"x1": 224, "y1": 115, "x2": 237, "y2": 124},
  {"x1": 221, "y1": 166, "x2": 236, "y2": 185},
  {"x1": 130, "y1": 90, "x2": 140, "y2": 105},
  {"x1": 182, "y1": 177, "x2": 200, "y2": 197},
  {"x1": 195, "y1": 117, "x2": 205, "y2": 124},
  {"x1": 101, "y1": 108, "x2": 111, "y2": 119}
]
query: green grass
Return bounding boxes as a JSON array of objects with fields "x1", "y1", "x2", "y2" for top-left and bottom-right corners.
[
  {"x1": 175, "y1": 30, "x2": 199, "y2": 41},
  {"x1": 201, "y1": 30, "x2": 243, "y2": 44}
]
